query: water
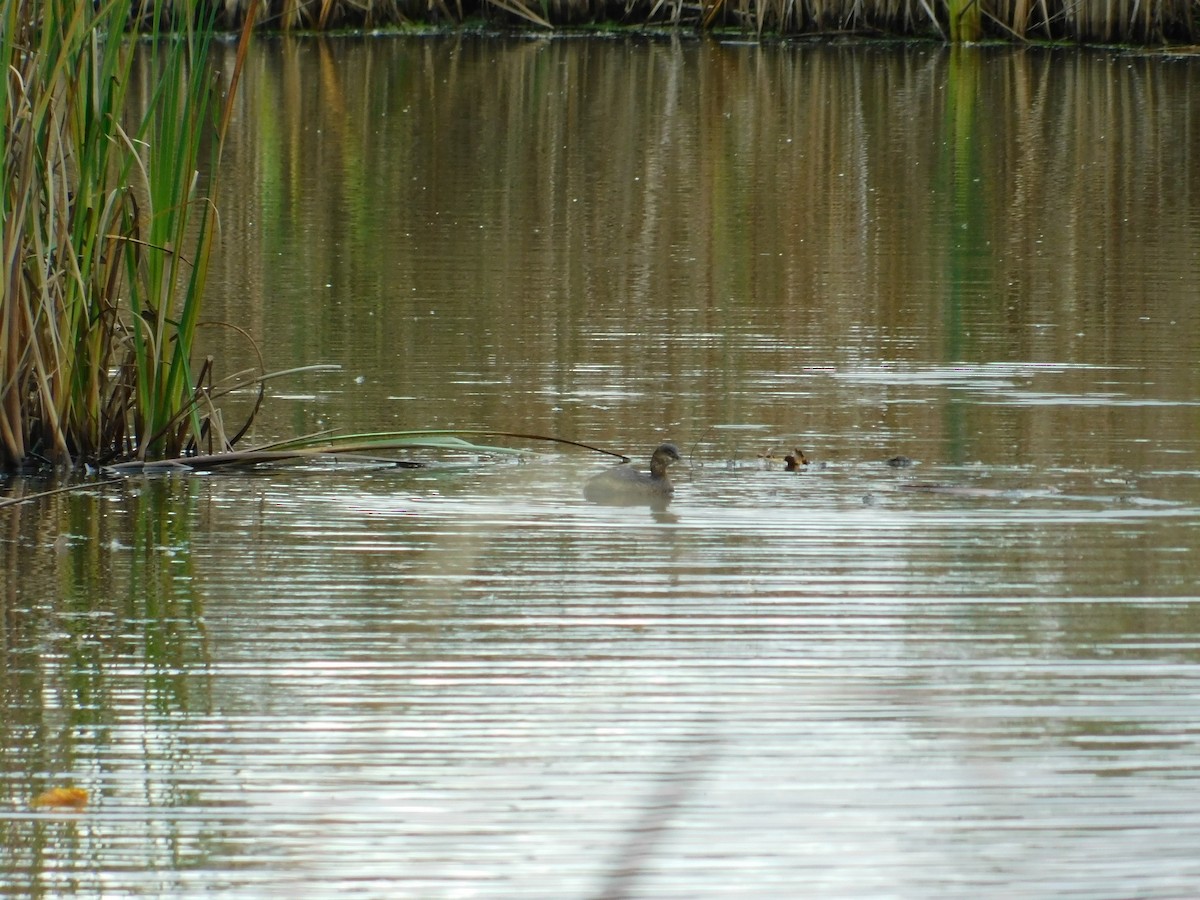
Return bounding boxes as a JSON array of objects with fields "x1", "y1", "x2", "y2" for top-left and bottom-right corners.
[{"x1": 4, "y1": 35, "x2": 1200, "y2": 897}]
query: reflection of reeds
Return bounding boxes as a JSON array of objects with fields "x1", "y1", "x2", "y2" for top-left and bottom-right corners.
[
  {"x1": 0, "y1": 2, "x2": 254, "y2": 472},
  {"x1": 0, "y1": 477, "x2": 211, "y2": 819},
  {"x1": 204, "y1": 0, "x2": 1193, "y2": 42},
  {"x1": 202, "y1": 34, "x2": 1200, "y2": 459}
]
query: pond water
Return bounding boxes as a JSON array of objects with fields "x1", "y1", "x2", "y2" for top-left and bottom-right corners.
[{"x1": 4, "y1": 34, "x2": 1200, "y2": 897}]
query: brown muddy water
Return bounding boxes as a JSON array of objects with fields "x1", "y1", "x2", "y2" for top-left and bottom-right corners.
[{"x1": 4, "y1": 35, "x2": 1200, "y2": 898}]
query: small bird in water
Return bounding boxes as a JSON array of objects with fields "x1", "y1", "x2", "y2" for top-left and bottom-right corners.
[
  {"x1": 784, "y1": 449, "x2": 810, "y2": 471},
  {"x1": 886, "y1": 455, "x2": 914, "y2": 468},
  {"x1": 583, "y1": 443, "x2": 682, "y2": 507}
]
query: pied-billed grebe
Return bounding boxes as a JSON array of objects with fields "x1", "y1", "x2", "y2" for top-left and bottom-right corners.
[{"x1": 583, "y1": 443, "x2": 682, "y2": 506}]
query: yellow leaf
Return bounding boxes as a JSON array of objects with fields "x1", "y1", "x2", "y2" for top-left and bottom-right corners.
[{"x1": 30, "y1": 787, "x2": 89, "y2": 809}]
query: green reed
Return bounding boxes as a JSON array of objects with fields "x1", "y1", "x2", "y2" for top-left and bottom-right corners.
[{"x1": 0, "y1": 1, "x2": 253, "y2": 472}]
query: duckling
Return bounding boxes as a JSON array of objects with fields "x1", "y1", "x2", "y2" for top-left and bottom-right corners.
[{"x1": 784, "y1": 449, "x2": 810, "y2": 471}]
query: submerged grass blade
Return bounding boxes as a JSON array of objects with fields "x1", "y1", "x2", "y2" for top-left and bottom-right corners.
[
  {"x1": 99, "y1": 431, "x2": 631, "y2": 474},
  {"x1": 255, "y1": 430, "x2": 630, "y2": 460},
  {"x1": 0, "y1": 478, "x2": 122, "y2": 511}
]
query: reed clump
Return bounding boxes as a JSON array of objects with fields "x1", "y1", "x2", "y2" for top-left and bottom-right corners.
[
  {"x1": 197, "y1": 0, "x2": 1193, "y2": 43},
  {"x1": 0, "y1": 0, "x2": 255, "y2": 473}
]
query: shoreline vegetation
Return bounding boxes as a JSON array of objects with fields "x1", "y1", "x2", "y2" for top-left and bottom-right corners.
[
  {"x1": 1, "y1": 0, "x2": 260, "y2": 473},
  {"x1": 163, "y1": 0, "x2": 1191, "y2": 45}
]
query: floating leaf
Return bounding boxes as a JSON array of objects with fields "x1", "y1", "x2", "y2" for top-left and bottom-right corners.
[{"x1": 30, "y1": 787, "x2": 89, "y2": 809}]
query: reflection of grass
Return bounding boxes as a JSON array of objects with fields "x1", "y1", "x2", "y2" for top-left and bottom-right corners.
[{"x1": 0, "y1": 480, "x2": 211, "y2": 879}]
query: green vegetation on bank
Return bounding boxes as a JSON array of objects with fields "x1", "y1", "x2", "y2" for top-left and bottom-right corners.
[
  {"x1": 1, "y1": 0, "x2": 258, "y2": 472},
  {"x1": 199, "y1": 0, "x2": 1191, "y2": 44}
]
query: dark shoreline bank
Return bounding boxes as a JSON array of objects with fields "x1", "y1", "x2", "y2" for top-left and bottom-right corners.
[{"x1": 146, "y1": 0, "x2": 1195, "y2": 47}]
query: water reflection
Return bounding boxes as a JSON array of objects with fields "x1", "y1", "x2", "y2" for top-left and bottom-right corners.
[
  {"x1": 4, "y1": 34, "x2": 1200, "y2": 897},
  {"x1": 1, "y1": 479, "x2": 214, "y2": 892},
  {"x1": 204, "y1": 36, "x2": 1200, "y2": 467}
]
